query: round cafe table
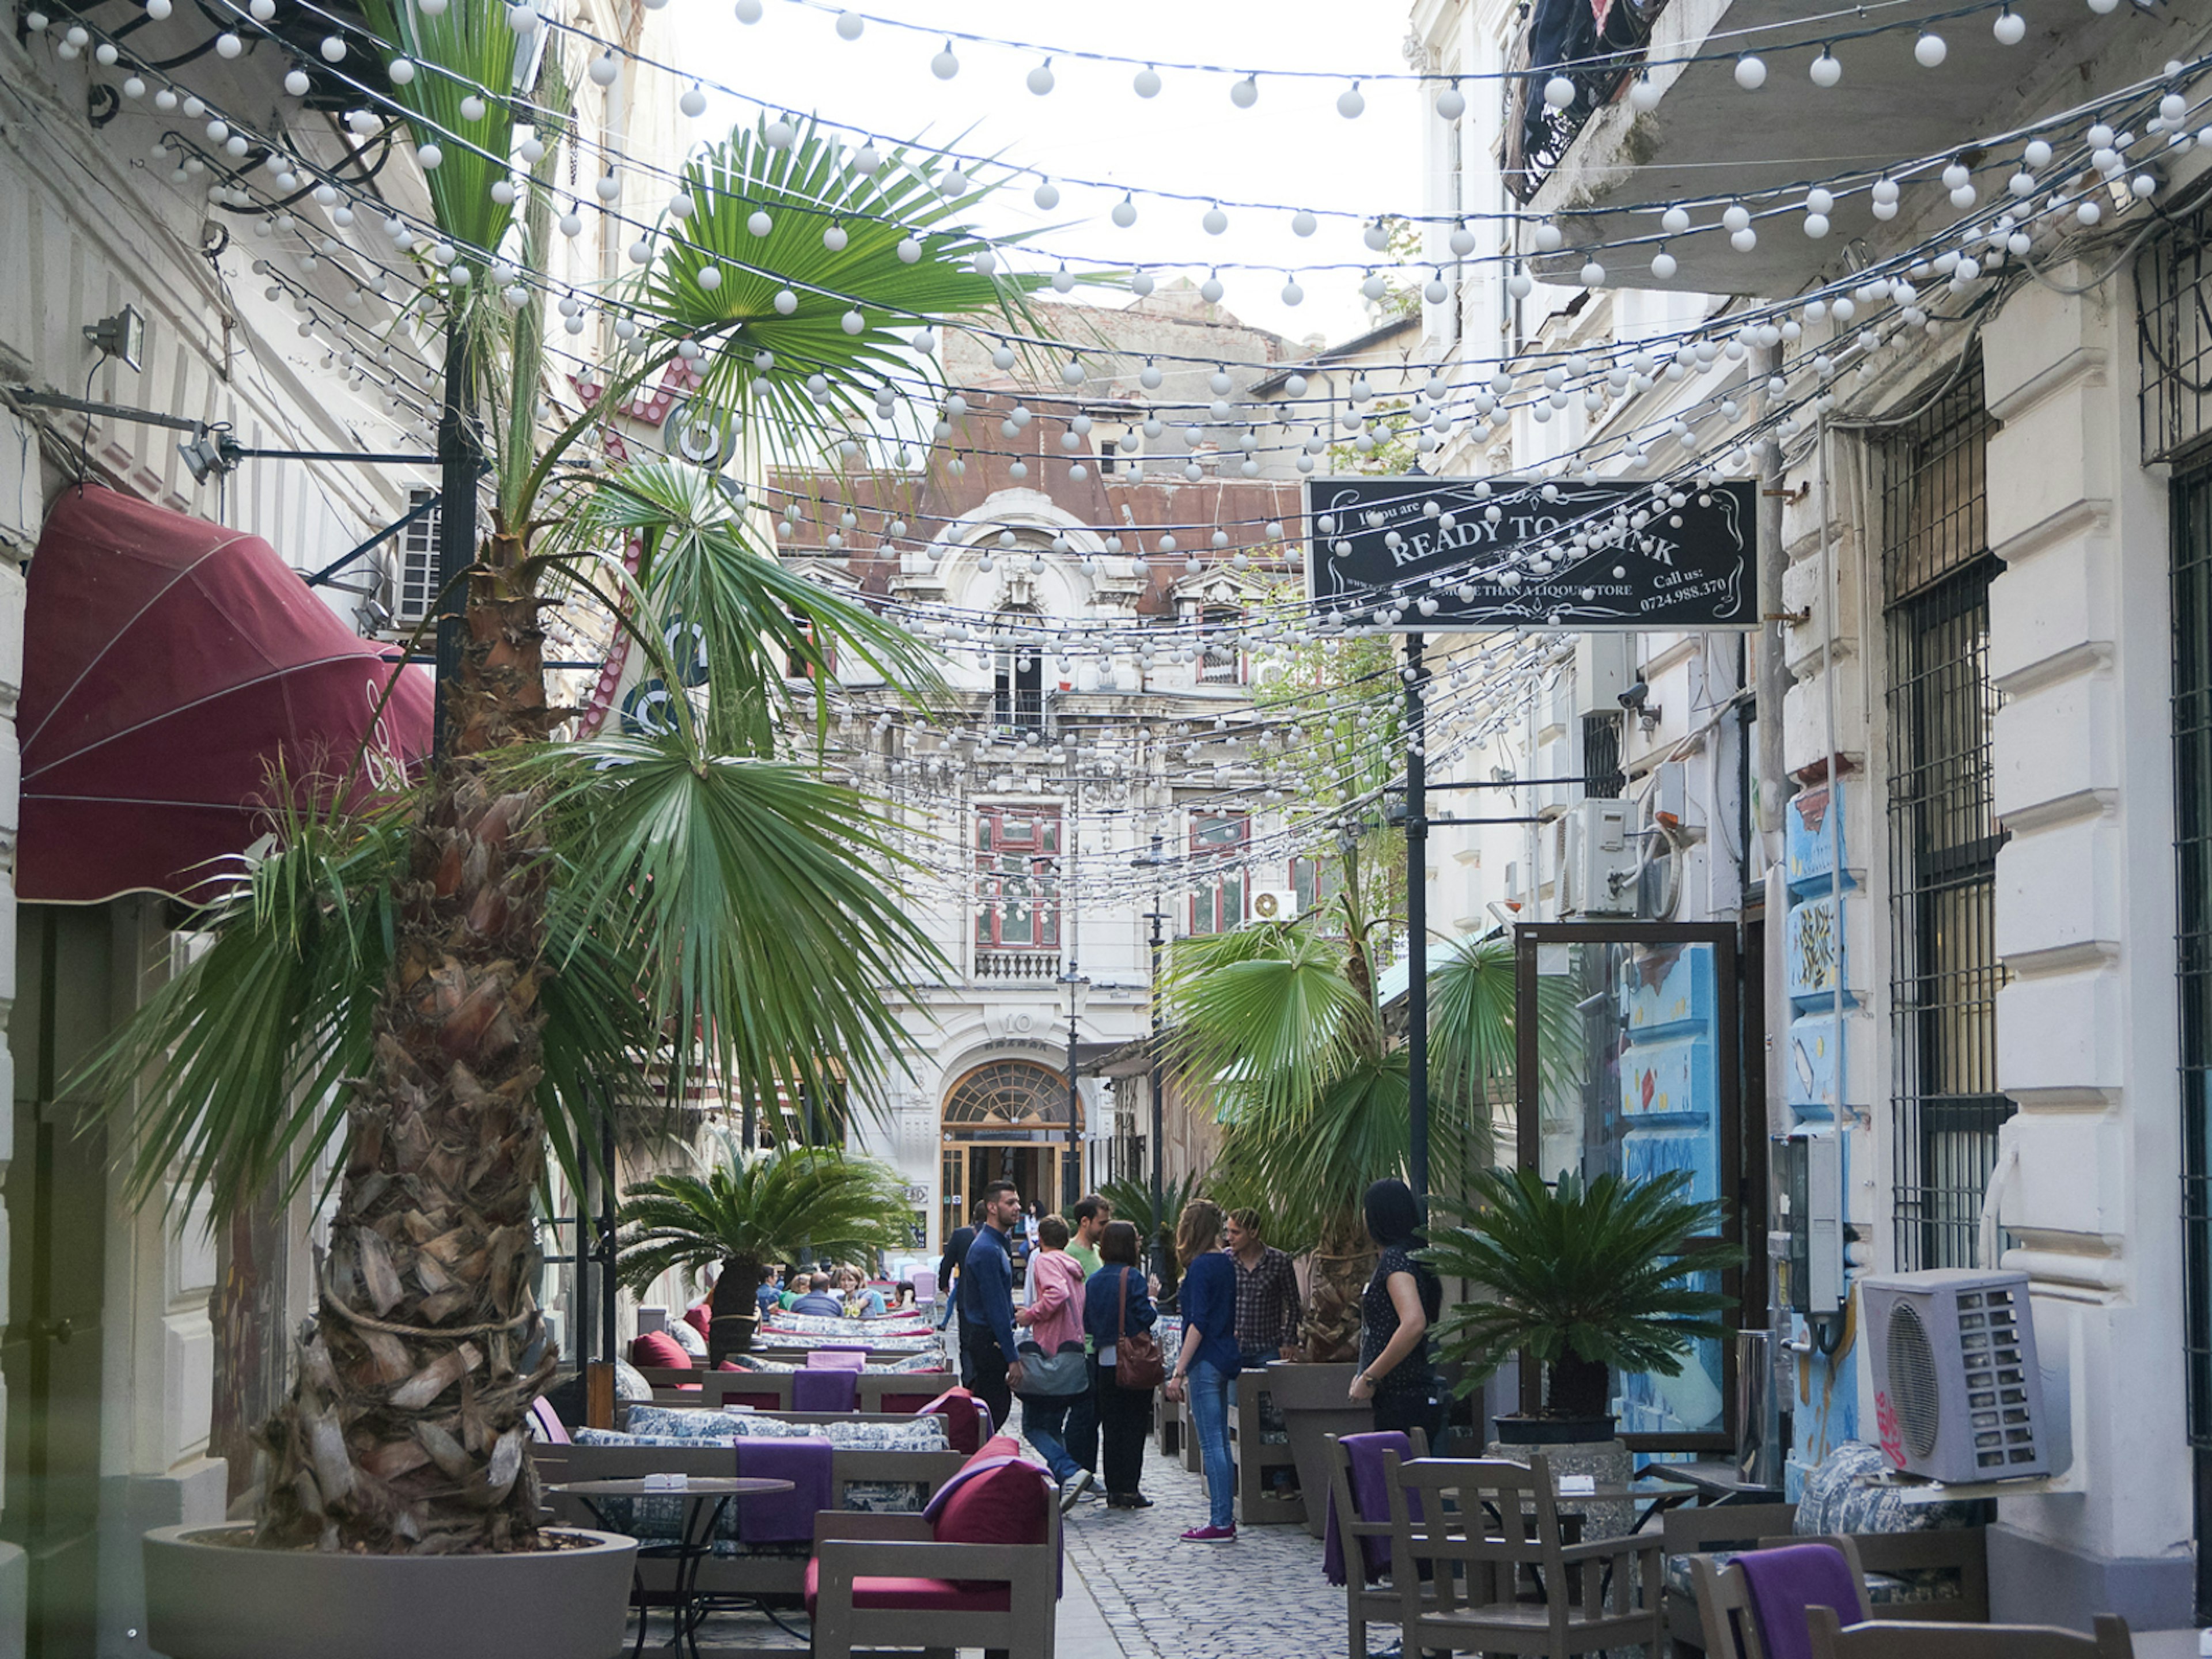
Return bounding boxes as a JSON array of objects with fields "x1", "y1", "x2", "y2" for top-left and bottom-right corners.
[{"x1": 549, "y1": 1476, "x2": 794, "y2": 1659}]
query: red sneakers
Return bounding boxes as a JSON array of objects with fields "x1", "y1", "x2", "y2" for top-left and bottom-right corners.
[{"x1": 1179, "y1": 1524, "x2": 1236, "y2": 1543}]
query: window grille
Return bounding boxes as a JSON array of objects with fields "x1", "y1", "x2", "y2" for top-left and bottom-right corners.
[
  {"x1": 1881, "y1": 357, "x2": 2012, "y2": 1271},
  {"x1": 2139, "y1": 200, "x2": 2212, "y2": 467},
  {"x1": 1582, "y1": 713, "x2": 1625, "y2": 799},
  {"x1": 394, "y1": 486, "x2": 440, "y2": 627},
  {"x1": 2171, "y1": 467, "x2": 2212, "y2": 1455}
]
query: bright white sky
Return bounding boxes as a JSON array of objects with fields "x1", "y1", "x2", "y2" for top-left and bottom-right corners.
[{"x1": 685, "y1": 0, "x2": 1426, "y2": 353}]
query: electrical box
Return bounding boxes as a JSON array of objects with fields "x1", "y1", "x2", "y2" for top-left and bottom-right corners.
[
  {"x1": 1574, "y1": 631, "x2": 1633, "y2": 718},
  {"x1": 1562, "y1": 798, "x2": 1638, "y2": 916},
  {"x1": 1777, "y1": 1128, "x2": 1844, "y2": 1317},
  {"x1": 1645, "y1": 760, "x2": 1689, "y2": 830}
]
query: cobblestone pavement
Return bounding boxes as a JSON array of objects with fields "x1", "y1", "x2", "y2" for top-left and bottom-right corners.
[{"x1": 1060, "y1": 1435, "x2": 1365, "y2": 1659}]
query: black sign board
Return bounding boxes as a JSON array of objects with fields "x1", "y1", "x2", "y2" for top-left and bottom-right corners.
[{"x1": 1304, "y1": 475, "x2": 1759, "y2": 631}]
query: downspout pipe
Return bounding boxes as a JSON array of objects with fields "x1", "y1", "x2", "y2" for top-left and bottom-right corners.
[{"x1": 1753, "y1": 344, "x2": 1791, "y2": 843}]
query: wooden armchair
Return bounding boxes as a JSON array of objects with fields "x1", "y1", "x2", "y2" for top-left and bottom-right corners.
[
  {"x1": 806, "y1": 1503, "x2": 1060, "y2": 1659},
  {"x1": 1690, "y1": 1537, "x2": 1870, "y2": 1658},
  {"x1": 1385, "y1": 1451, "x2": 1665, "y2": 1657},
  {"x1": 1806, "y1": 1606, "x2": 2132, "y2": 1658},
  {"x1": 1320, "y1": 1430, "x2": 1429, "y2": 1659}
]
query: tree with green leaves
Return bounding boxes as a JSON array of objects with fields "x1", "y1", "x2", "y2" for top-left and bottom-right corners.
[
  {"x1": 1162, "y1": 883, "x2": 1575, "y2": 1359},
  {"x1": 615, "y1": 1139, "x2": 915, "y2": 1361},
  {"x1": 77, "y1": 5, "x2": 1038, "y2": 1557},
  {"x1": 1420, "y1": 1167, "x2": 1742, "y2": 1419}
]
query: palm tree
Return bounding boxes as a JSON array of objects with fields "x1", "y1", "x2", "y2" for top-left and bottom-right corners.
[
  {"x1": 1163, "y1": 873, "x2": 1576, "y2": 1360},
  {"x1": 1419, "y1": 1167, "x2": 1741, "y2": 1420},
  {"x1": 1097, "y1": 1172, "x2": 1199, "y2": 1300},
  {"x1": 77, "y1": 8, "x2": 1036, "y2": 1556},
  {"x1": 615, "y1": 1139, "x2": 915, "y2": 1361}
]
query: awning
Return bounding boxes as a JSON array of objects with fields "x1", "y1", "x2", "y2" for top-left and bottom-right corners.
[{"x1": 18, "y1": 485, "x2": 434, "y2": 904}]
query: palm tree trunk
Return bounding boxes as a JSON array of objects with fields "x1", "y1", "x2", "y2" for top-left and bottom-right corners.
[
  {"x1": 1303, "y1": 1207, "x2": 1377, "y2": 1363},
  {"x1": 259, "y1": 571, "x2": 565, "y2": 1554}
]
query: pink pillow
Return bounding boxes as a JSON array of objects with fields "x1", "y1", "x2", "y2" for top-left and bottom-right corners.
[
  {"x1": 683, "y1": 1303, "x2": 711, "y2": 1339},
  {"x1": 933, "y1": 1457, "x2": 1048, "y2": 1551},
  {"x1": 629, "y1": 1330, "x2": 691, "y2": 1370}
]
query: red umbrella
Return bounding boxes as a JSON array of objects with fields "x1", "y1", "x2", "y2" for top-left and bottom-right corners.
[{"x1": 18, "y1": 485, "x2": 434, "y2": 904}]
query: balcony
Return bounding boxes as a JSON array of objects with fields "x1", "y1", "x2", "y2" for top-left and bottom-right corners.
[
  {"x1": 1516, "y1": 0, "x2": 2166, "y2": 296},
  {"x1": 974, "y1": 950, "x2": 1065, "y2": 984}
]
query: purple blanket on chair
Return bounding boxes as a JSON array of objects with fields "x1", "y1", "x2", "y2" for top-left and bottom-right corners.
[
  {"x1": 792, "y1": 1368, "x2": 858, "y2": 1412},
  {"x1": 732, "y1": 1437, "x2": 834, "y2": 1544},
  {"x1": 1738, "y1": 1542, "x2": 1863, "y2": 1659},
  {"x1": 1322, "y1": 1431, "x2": 1414, "y2": 1586}
]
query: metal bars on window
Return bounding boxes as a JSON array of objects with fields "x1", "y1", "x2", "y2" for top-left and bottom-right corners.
[
  {"x1": 1880, "y1": 359, "x2": 2013, "y2": 1271},
  {"x1": 2139, "y1": 200, "x2": 2212, "y2": 467},
  {"x1": 2170, "y1": 467, "x2": 2212, "y2": 1454}
]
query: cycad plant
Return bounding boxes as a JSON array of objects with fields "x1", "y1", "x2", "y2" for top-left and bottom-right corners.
[
  {"x1": 1097, "y1": 1172, "x2": 1200, "y2": 1299},
  {"x1": 75, "y1": 6, "x2": 1038, "y2": 1558},
  {"x1": 615, "y1": 1139, "x2": 916, "y2": 1359},
  {"x1": 1421, "y1": 1167, "x2": 1742, "y2": 1419},
  {"x1": 1164, "y1": 872, "x2": 1575, "y2": 1359}
]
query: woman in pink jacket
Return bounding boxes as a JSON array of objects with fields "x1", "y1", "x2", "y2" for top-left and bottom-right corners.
[{"x1": 1014, "y1": 1213, "x2": 1094, "y2": 1510}]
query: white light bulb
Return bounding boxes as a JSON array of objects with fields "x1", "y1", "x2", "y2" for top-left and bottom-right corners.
[
  {"x1": 774, "y1": 288, "x2": 798, "y2": 313},
  {"x1": 1027, "y1": 60, "x2": 1054, "y2": 96},
  {"x1": 460, "y1": 94, "x2": 486, "y2": 120},
  {"x1": 747, "y1": 209, "x2": 772, "y2": 236},
  {"x1": 1230, "y1": 75, "x2": 1258, "y2": 109},
  {"x1": 895, "y1": 236, "x2": 921, "y2": 262},
  {"x1": 842, "y1": 309, "x2": 865, "y2": 334},
  {"x1": 1722, "y1": 203, "x2": 1750, "y2": 232},
  {"x1": 1804, "y1": 213, "x2": 1830, "y2": 238},
  {"x1": 1290, "y1": 210, "x2": 1317, "y2": 237},
  {"x1": 1993, "y1": 8, "x2": 2025, "y2": 44},
  {"x1": 1436, "y1": 83, "x2": 1466, "y2": 120},
  {"x1": 1731, "y1": 228, "x2": 1757, "y2": 252},
  {"x1": 1630, "y1": 74, "x2": 1661, "y2": 111},
  {"x1": 590, "y1": 52, "x2": 618, "y2": 86},
  {"x1": 835, "y1": 10, "x2": 862, "y2": 39},
  {"x1": 1202, "y1": 206, "x2": 1228, "y2": 234},
  {"x1": 215, "y1": 31, "x2": 242, "y2": 56},
  {"x1": 1734, "y1": 55, "x2": 1766, "y2": 90},
  {"x1": 1281, "y1": 279, "x2": 1304, "y2": 306},
  {"x1": 319, "y1": 34, "x2": 344, "y2": 60},
  {"x1": 1543, "y1": 74, "x2": 1575, "y2": 109},
  {"x1": 734, "y1": 0, "x2": 762, "y2": 19},
  {"x1": 559, "y1": 210, "x2": 582, "y2": 237},
  {"x1": 698, "y1": 266, "x2": 722, "y2": 289},
  {"x1": 285, "y1": 68, "x2": 309, "y2": 96},
  {"x1": 1131, "y1": 270, "x2": 1154, "y2": 297},
  {"x1": 1914, "y1": 31, "x2": 1946, "y2": 67},
  {"x1": 1133, "y1": 66, "x2": 1161, "y2": 98},
  {"x1": 417, "y1": 143, "x2": 442, "y2": 169},
  {"x1": 1112, "y1": 196, "x2": 1137, "y2": 228},
  {"x1": 1661, "y1": 206, "x2": 1690, "y2": 234},
  {"x1": 1337, "y1": 84, "x2": 1365, "y2": 119},
  {"x1": 1650, "y1": 249, "x2": 1677, "y2": 279},
  {"x1": 680, "y1": 84, "x2": 707, "y2": 118},
  {"x1": 1033, "y1": 180, "x2": 1059, "y2": 210},
  {"x1": 389, "y1": 56, "x2": 415, "y2": 84},
  {"x1": 1810, "y1": 50, "x2": 1841, "y2": 87},
  {"x1": 1579, "y1": 259, "x2": 1605, "y2": 286}
]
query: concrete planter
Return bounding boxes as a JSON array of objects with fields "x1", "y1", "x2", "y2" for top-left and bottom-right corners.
[
  {"x1": 1265, "y1": 1360, "x2": 1372, "y2": 1539},
  {"x1": 142, "y1": 1524, "x2": 637, "y2": 1659}
]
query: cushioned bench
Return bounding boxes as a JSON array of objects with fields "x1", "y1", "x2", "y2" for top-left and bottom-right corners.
[{"x1": 1662, "y1": 1442, "x2": 1989, "y2": 1656}]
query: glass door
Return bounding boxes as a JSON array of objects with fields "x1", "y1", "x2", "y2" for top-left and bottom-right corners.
[{"x1": 1513, "y1": 922, "x2": 1755, "y2": 1452}]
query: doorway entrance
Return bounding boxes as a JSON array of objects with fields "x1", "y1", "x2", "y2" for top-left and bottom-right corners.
[{"x1": 938, "y1": 1060, "x2": 1080, "y2": 1252}]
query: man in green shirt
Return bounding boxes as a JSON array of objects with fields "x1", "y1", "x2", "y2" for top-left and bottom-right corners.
[{"x1": 1067, "y1": 1193, "x2": 1110, "y2": 1277}]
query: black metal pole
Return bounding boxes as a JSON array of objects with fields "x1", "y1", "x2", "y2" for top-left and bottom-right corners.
[
  {"x1": 598, "y1": 1111, "x2": 618, "y2": 1369},
  {"x1": 1406, "y1": 631, "x2": 1430, "y2": 1207},
  {"x1": 1147, "y1": 833, "x2": 1166, "y2": 1281},
  {"x1": 433, "y1": 310, "x2": 478, "y2": 764},
  {"x1": 576, "y1": 1158, "x2": 595, "y2": 1367},
  {"x1": 1065, "y1": 975, "x2": 1081, "y2": 1214}
]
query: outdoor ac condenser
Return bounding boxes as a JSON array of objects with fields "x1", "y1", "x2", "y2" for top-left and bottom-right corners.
[
  {"x1": 1251, "y1": 889, "x2": 1298, "y2": 922},
  {"x1": 1859, "y1": 1269, "x2": 2050, "y2": 1483}
]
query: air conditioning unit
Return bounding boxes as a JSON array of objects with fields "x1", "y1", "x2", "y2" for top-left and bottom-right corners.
[
  {"x1": 1252, "y1": 889, "x2": 1298, "y2": 922},
  {"x1": 1560, "y1": 798, "x2": 1638, "y2": 916},
  {"x1": 1861, "y1": 1270, "x2": 2050, "y2": 1483}
]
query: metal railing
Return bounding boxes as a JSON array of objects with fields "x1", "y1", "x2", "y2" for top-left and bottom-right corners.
[{"x1": 1501, "y1": 0, "x2": 1669, "y2": 204}]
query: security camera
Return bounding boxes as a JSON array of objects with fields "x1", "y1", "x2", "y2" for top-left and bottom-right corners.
[{"x1": 1618, "y1": 677, "x2": 1661, "y2": 726}]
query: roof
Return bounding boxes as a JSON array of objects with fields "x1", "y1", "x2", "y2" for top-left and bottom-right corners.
[{"x1": 1249, "y1": 314, "x2": 1422, "y2": 396}]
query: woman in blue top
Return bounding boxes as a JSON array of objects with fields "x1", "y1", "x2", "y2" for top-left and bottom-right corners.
[
  {"x1": 1083, "y1": 1220, "x2": 1158, "y2": 1509},
  {"x1": 1163, "y1": 1199, "x2": 1240, "y2": 1541}
]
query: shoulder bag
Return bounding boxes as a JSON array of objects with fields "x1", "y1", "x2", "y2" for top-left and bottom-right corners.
[{"x1": 1113, "y1": 1268, "x2": 1165, "y2": 1391}]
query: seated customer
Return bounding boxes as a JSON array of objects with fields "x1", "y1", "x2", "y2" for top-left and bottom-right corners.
[{"x1": 790, "y1": 1273, "x2": 846, "y2": 1317}]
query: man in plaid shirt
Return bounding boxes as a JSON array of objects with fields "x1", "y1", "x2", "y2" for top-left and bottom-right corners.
[{"x1": 1224, "y1": 1208, "x2": 1302, "y2": 1367}]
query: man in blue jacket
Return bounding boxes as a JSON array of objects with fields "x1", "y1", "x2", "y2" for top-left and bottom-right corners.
[{"x1": 959, "y1": 1180, "x2": 1025, "y2": 1432}]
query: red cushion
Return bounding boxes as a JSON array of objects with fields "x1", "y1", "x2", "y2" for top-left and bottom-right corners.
[
  {"x1": 802, "y1": 1559, "x2": 1011, "y2": 1615},
  {"x1": 629, "y1": 1331, "x2": 691, "y2": 1370},
  {"x1": 933, "y1": 1456, "x2": 1047, "y2": 1551},
  {"x1": 967, "y1": 1434, "x2": 1022, "y2": 1468},
  {"x1": 906, "y1": 1388, "x2": 986, "y2": 1456},
  {"x1": 683, "y1": 1302, "x2": 711, "y2": 1339}
]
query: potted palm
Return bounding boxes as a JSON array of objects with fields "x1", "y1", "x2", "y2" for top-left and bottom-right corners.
[
  {"x1": 615, "y1": 1139, "x2": 917, "y2": 1362},
  {"x1": 1421, "y1": 1167, "x2": 1742, "y2": 1444},
  {"x1": 92, "y1": 8, "x2": 1037, "y2": 1655},
  {"x1": 1162, "y1": 887, "x2": 1566, "y2": 1532}
]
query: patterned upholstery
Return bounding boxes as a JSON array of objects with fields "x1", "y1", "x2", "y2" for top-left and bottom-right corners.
[
  {"x1": 612, "y1": 1404, "x2": 949, "y2": 1450},
  {"x1": 1793, "y1": 1441, "x2": 1980, "y2": 1535}
]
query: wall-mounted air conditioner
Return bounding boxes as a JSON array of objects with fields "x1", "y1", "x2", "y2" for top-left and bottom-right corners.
[
  {"x1": 1251, "y1": 889, "x2": 1298, "y2": 922},
  {"x1": 1861, "y1": 1269, "x2": 2050, "y2": 1483},
  {"x1": 1559, "y1": 798, "x2": 1638, "y2": 916}
]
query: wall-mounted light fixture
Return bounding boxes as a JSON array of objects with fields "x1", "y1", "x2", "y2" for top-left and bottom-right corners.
[
  {"x1": 177, "y1": 424, "x2": 241, "y2": 484},
  {"x1": 82, "y1": 304, "x2": 145, "y2": 372}
]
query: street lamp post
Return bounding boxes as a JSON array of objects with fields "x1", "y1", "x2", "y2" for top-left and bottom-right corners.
[
  {"x1": 1134, "y1": 831, "x2": 1168, "y2": 1281},
  {"x1": 1059, "y1": 965, "x2": 1090, "y2": 1214}
]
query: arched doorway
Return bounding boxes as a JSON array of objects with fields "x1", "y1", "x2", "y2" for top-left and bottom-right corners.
[{"x1": 940, "y1": 1059, "x2": 1080, "y2": 1245}]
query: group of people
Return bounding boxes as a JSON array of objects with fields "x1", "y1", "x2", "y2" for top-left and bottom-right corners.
[
  {"x1": 943, "y1": 1173, "x2": 1442, "y2": 1546},
  {"x1": 755, "y1": 1263, "x2": 904, "y2": 1320}
]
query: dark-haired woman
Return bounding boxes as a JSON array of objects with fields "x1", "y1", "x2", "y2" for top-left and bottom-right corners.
[
  {"x1": 1346, "y1": 1177, "x2": 1446, "y2": 1441},
  {"x1": 1083, "y1": 1219, "x2": 1157, "y2": 1509}
]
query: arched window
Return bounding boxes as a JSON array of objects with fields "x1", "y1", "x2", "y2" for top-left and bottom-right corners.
[
  {"x1": 941, "y1": 1059, "x2": 1073, "y2": 1134},
  {"x1": 992, "y1": 607, "x2": 1044, "y2": 733}
]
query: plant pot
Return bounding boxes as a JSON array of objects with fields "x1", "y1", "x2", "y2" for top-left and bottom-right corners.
[
  {"x1": 1264, "y1": 1360, "x2": 1373, "y2": 1539},
  {"x1": 709, "y1": 1310, "x2": 759, "y2": 1363},
  {"x1": 1494, "y1": 1413, "x2": 1617, "y2": 1445},
  {"x1": 142, "y1": 1524, "x2": 637, "y2": 1659}
]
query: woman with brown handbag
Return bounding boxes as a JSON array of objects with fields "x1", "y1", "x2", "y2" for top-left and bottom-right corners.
[{"x1": 1082, "y1": 1220, "x2": 1159, "y2": 1510}]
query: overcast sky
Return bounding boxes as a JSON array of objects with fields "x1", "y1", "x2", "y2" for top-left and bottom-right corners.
[{"x1": 687, "y1": 0, "x2": 1426, "y2": 351}]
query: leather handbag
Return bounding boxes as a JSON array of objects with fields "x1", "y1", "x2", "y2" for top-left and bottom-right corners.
[{"x1": 1113, "y1": 1269, "x2": 1165, "y2": 1391}]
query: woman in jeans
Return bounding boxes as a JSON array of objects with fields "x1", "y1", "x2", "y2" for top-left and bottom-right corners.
[
  {"x1": 1082, "y1": 1220, "x2": 1157, "y2": 1509},
  {"x1": 1346, "y1": 1178, "x2": 1446, "y2": 1441},
  {"x1": 1163, "y1": 1199, "x2": 1240, "y2": 1542},
  {"x1": 1014, "y1": 1214, "x2": 1094, "y2": 1510}
]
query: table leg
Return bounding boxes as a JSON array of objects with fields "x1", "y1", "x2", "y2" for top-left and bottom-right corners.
[{"x1": 676, "y1": 1497, "x2": 734, "y2": 1659}]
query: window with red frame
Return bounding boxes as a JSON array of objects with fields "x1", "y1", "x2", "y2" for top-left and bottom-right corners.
[
  {"x1": 1189, "y1": 813, "x2": 1249, "y2": 935},
  {"x1": 975, "y1": 808, "x2": 1061, "y2": 950}
]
